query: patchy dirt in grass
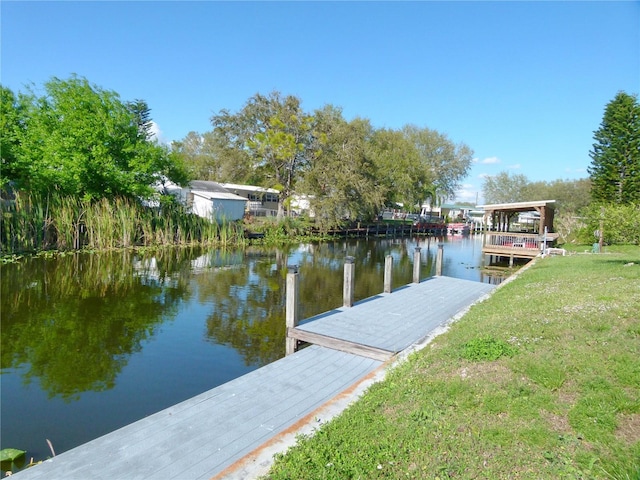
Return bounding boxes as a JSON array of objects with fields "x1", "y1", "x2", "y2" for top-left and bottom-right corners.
[
  {"x1": 616, "y1": 413, "x2": 640, "y2": 444},
  {"x1": 455, "y1": 362, "x2": 515, "y2": 386},
  {"x1": 541, "y1": 410, "x2": 572, "y2": 436},
  {"x1": 556, "y1": 380, "x2": 579, "y2": 408}
]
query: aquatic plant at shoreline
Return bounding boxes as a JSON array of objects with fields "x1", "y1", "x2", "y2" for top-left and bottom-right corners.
[{"x1": 0, "y1": 192, "x2": 246, "y2": 255}]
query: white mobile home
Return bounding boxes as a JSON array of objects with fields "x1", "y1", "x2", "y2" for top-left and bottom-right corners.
[
  {"x1": 219, "y1": 183, "x2": 280, "y2": 217},
  {"x1": 162, "y1": 180, "x2": 247, "y2": 222}
]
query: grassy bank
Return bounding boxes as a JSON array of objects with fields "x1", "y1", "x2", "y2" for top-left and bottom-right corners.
[{"x1": 265, "y1": 246, "x2": 640, "y2": 479}]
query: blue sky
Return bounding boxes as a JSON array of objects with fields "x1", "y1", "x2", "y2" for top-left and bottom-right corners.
[{"x1": 2, "y1": 1, "x2": 638, "y2": 203}]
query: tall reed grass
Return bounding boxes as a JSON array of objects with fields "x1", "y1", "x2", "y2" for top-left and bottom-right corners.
[{"x1": 0, "y1": 192, "x2": 246, "y2": 255}]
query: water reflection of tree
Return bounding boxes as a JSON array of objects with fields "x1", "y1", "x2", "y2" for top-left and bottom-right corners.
[
  {"x1": 200, "y1": 247, "x2": 289, "y2": 366},
  {"x1": 0, "y1": 250, "x2": 193, "y2": 400},
  {"x1": 297, "y1": 239, "x2": 421, "y2": 310},
  {"x1": 1, "y1": 240, "x2": 437, "y2": 398},
  {"x1": 201, "y1": 239, "x2": 424, "y2": 366}
]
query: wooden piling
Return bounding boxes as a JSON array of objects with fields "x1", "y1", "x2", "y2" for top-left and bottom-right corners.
[
  {"x1": 285, "y1": 265, "x2": 299, "y2": 355},
  {"x1": 436, "y1": 243, "x2": 444, "y2": 276},
  {"x1": 413, "y1": 247, "x2": 421, "y2": 283},
  {"x1": 344, "y1": 256, "x2": 355, "y2": 307},
  {"x1": 383, "y1": 255, "x2": 393, "y2": 293}
]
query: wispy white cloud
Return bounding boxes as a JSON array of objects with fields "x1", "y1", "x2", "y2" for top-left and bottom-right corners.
[
  {"x1": 454, "y1": 189, "x2": 477, "y2": 202},
  {"x1": 479, "y1": 156, "x2": 500, "y2": 165},
  {"x1": 507, "y1": 163, "x2": 521, "y2": 170},
  {"x1": 454, "y1": 184, "x2": 481, "y2": 204},
  {"x1": 149, "y1": 121, "x2": 167, "y2": 144}
]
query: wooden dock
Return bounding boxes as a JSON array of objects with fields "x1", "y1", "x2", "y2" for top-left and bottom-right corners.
[
  {"x1": 12, "y1": 276, "x2": 495, "y2": 480},
  {"x1": 479, "y1": 200, "x2": 559, "y2": 266},
  {"x1": 482, "y1": 231, "x2": 543, "y2": 261}
]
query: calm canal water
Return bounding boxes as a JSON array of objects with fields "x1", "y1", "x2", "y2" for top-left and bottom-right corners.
[{"x1": 1, "y1": 234, "x2": 499, "y2": 472}]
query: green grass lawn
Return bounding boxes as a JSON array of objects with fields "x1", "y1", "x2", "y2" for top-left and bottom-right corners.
[{"x1": 264, "y1": 246, "x2": 640, "y2": 479}]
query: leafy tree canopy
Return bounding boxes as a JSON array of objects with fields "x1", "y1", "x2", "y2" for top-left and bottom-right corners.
[
  {"x1": 482, "y1": 171, "x2": 531, "y2": 204},
  {"x1": 369, "y1": 128, "x2": 428, "y2": 210},
  {"x1": 303, "y1": 105, "x2": 385, "y2": 229},
  {"x1": 588, "y1": 91, "x2": 640, "y2": 204},
  {"x1": 482, "y1": 171, "x2": 591, "y2": 214},
  {"x1": 171, "y1": 130, "x2": 254, "y2": 183},
  {"x1": 1, "y1": 76, "x2": 189, "y2": 201},
  {"x1": 527, "y1": 178, "x2": 591, "y2": 213},
  {"x1": 402, "y1": 125, "x2": 473, "y2": 205},
  {"x1": 204, "y1": 91, "x2": 474, "y2": 222},
  {"x1": 0, "y1": 86, "x2": 26, "y2": 189},
  {"x1": 211, "y1": 91, "x2": 314, "y2": 218}
]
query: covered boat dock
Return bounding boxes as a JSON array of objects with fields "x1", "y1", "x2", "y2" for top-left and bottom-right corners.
[{"x1": 480, "y1": 200, "x2": 558, "y2": 265}]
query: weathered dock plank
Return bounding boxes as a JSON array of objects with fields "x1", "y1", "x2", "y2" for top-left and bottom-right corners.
[
  {"x1": 12, "y1": 346, "x2": 383, "y2": 480},
  {"x1": 295, "y1": 276, "x2": 495, "y2": 354},
  {"x1": 288, "y1": 327, "x2": 395, "y2": 361},
  {"x1": 13, "y1": 275, "x2": 496, "y2": 480}
]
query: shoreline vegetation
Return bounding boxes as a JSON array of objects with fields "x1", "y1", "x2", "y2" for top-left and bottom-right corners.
[
  {"x1": 0, "y1": 193, "x2": 443, "y2": 261},
  {"x1": 2, "y1": 190, "x2": 638, "y2": 263},
  {"x1": 262, "y1": 246, "x2": 640, "y2": 479},
  {"x1": 0, "y1": 193, "x2": 247, "y2": 259}
]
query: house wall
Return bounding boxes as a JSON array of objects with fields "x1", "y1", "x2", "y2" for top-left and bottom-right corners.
[
  {"x1": 191, "y1": 192, "x2": 246, "y2": 222},
  {"x1": 290, "y1": 195, "x2": 315, "y2": 217},
  {"x1": 214, "y1": 199, "x2": 246, "y2": 221},
  {"x1": 246, "y1": 192, "x2": 279, "y2": 211},
  {"x1": 221, "y1": 184, "x2": 279, "y2": 215}
]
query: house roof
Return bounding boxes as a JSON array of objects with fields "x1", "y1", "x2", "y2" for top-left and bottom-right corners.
[
  {"x1": 219, "y1": 183, "x2": 280, "y2": 194},
  {"x1": 192, "y1": 191, "x2": 247, "y2": 202},
  {"x1": 441, "y1": 203, "x2": 473, "y2": 210},
  {"x1": 190, "y1": 180, "x2": 233, "y2": 194},
  {"x1": 189, "y1": 181, "x2": 247, "y2": 202},
  {"x1": 478, "y1": 200, "x2": 556, "y2": 213}
]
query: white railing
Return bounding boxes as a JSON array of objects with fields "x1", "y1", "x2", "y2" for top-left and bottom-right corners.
[{"x1": 484, "y1": 232, "x2": 541, "y2": 250}]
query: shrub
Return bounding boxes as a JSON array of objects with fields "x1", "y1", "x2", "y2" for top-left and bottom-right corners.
[
  {"x1": 461, "y1": 336, "x2": 517, "y2": 361},
  {"x1": 577, "y1": 203, "x2": 640, "y2": 245}
]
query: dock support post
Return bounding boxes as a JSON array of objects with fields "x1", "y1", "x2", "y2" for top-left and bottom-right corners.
[
  {"x1": 344, "y1": 256, "x2": 355, "y2": 307},
  {"x1": 436, "y1": 243, "x2": 444, "y2": 276},
  {"x1": 413, "y1": 247, "x2": 421, "y2": 283},
  {"x1": 383, "y1": 255, "x2": 393, "y2": 293},
  {"x1": 285, "y1": 265, "x2": 299, "y2": 355}
]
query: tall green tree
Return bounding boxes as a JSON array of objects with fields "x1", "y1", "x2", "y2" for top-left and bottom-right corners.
[
  {"x1": 211, "y1": 91, "x2": 314, "y2": 218},
  {"x1": 126, "y1": 98, "x2": 154, "y2": 141},
  {"x1": 172, "y1": 130, "x2": 254, "y2": 183},
  {"x1": 402, "y1": 125, "x2": 473, "y2": 206},
  {"x1": 0, "y1": 86, "x2": 24, "y2": 190},
  {"x1": 588, "y1": 91, "x2": 640, "y2": 203},
  {"x1": 302, "y1": 106, "x2": 385, "y2": 230},
  {"x1": 3, "y1": 75, "x2": 189, "y2": 200},
  {"x1": 482, "y1": 171, "x2": 531, "y2": 204},
  {"x1": 368, "y1": 128, "x2": 425, "y2": 210}
]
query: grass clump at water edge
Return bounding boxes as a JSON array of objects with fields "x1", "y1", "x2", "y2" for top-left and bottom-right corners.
[{"x1": 264, "y1": 247, "x2": 640, "y2": 479}]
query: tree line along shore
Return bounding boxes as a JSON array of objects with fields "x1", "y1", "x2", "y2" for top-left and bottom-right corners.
[{"x1": 2, "y1": 78, "x2": 638, "y2": 257}]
